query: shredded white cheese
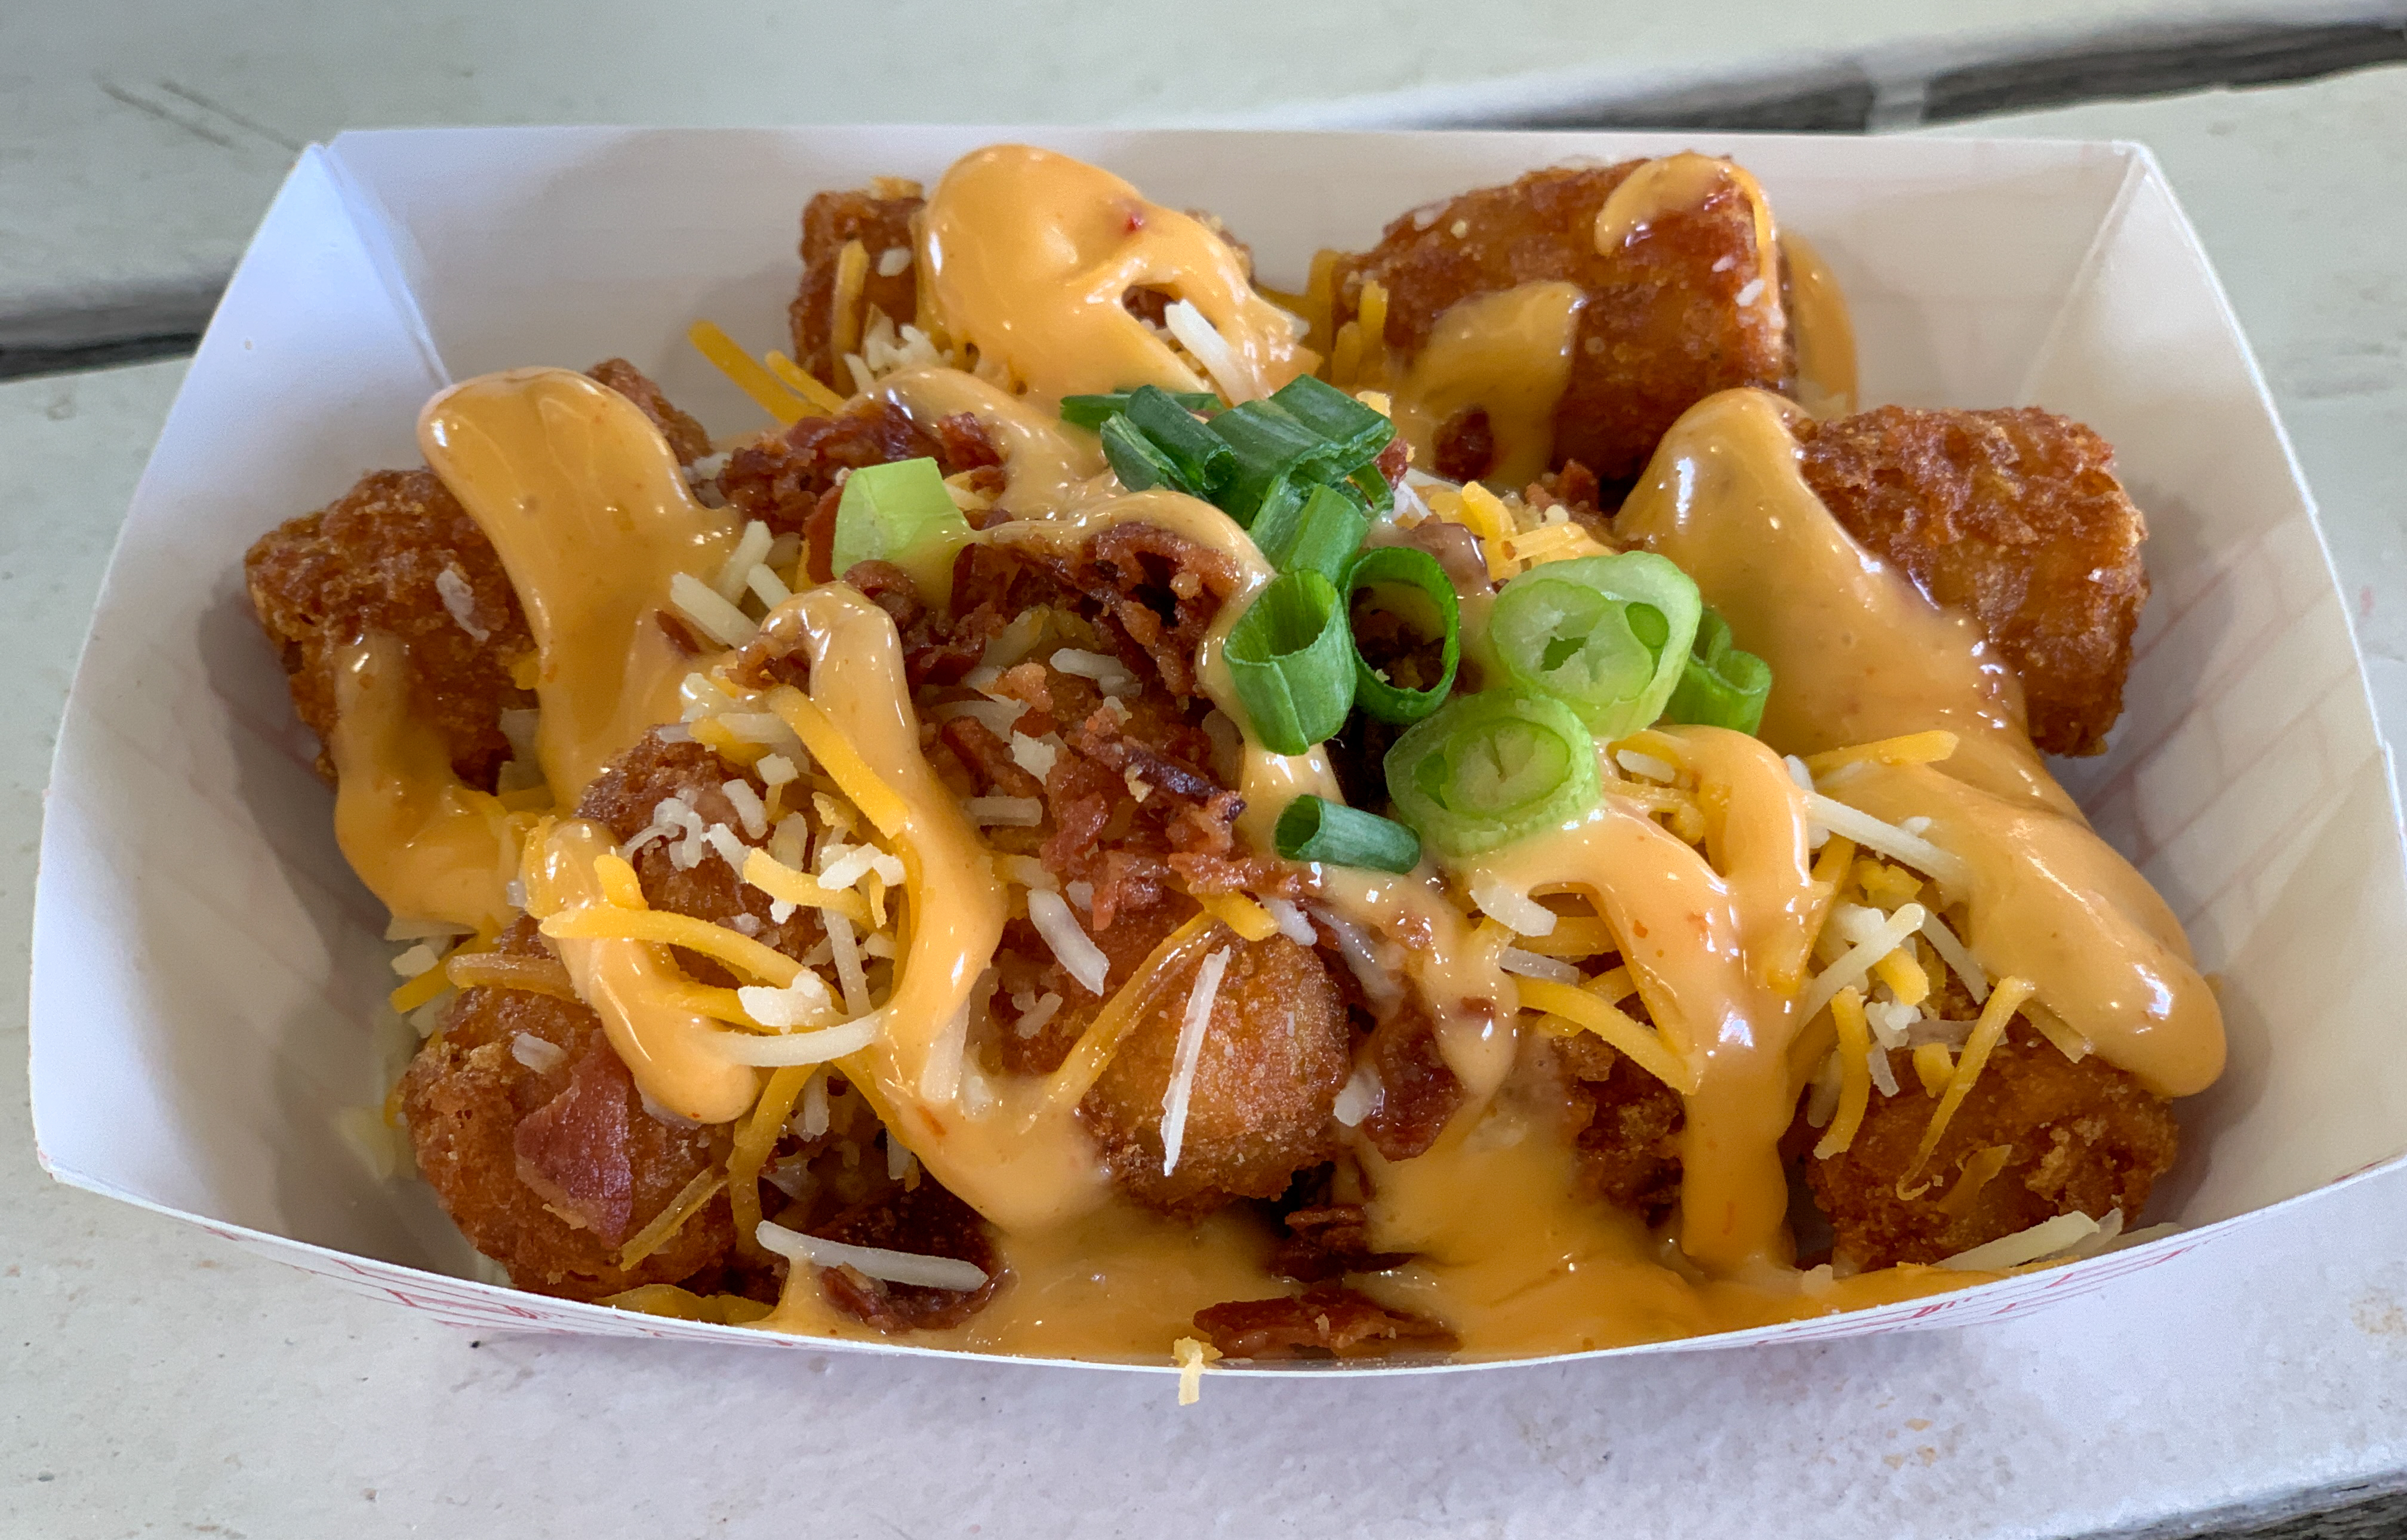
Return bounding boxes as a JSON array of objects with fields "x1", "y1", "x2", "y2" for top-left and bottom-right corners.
[
  {"x1": 755, "y1": 1219, "x2": 987, "y2": 1291},
  {"x1": 510, "y1": 1033, "x2": 567, "y2": 1073},
  {"x1": 1940, "y1": 1211, "x2": 2103, "y2": 1271},
  {"x1": 1332, "y1": 1060, "x2": 1381, "y2": 1127},
  {"x1": 756, "y1": 753, "x2": 798, "y2": 787},
  {"x1": 824, "y1": 911, "x2": 871, "y2": 1015},
  {"x1": 1615, "y1": 749, "x2": 1679, "y2": 783},
  {"x1": 707, "y1": 1011, "x2": 883, "y2": 1067},
  {"x1": 1027, "y1": 889, "x2": 1110, "y2": 994},
  {"x1": 721, "y1": 779, "x2": 769, "y2": 840},
  {"x1": 713, "y1": 520, "x2": 774, "y2": 602},
  {"x1": 1799, "y1": 903, "x2": 1927, "y2": 1025},
  {"x1": 737, "y1": 971, "x2": 836, "y2": 1029},
  {"x1": 1803, "y1": 791, "x2": 1971, "y2": 889},
  {"x1": 433, "y1": 565, "x2": 490, "y2": 642},
  {"x1": 1158, "y1": 948, "x2": 1235, "y2": 1175},
  {"x1": 747, "y1": 563, "x2": 793, "y2": 611},
  {"x1": 1163, "y1": 299, "x2": 1253, "y2": 404},
  {"x1": 1498, "y1": 947, "x2": 1580, "y2": 983},
  {"x1": 1469, "y1": 877, "x2": 1557, "y2": 937},
  {"x1": 1010, "y1": 732, "x2": 1060, "y2": 780},
  {"x1": 1261, "y1": 896, "x2": 1317, "y2": 947},
  {"x1": 669, "y1": 571, "x2": 758, "y2": 648}
]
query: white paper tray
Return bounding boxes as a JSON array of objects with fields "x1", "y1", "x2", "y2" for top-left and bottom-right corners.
[{"x1": 29, "y1": 127, "x2": 2407, "y2": 1372}]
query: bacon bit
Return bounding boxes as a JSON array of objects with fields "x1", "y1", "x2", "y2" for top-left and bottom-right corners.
[{"x1": 1192, "y1": 1286, "x2": 1456, "y2": 1360}]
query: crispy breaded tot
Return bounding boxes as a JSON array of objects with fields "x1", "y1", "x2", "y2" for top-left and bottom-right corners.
[
  {"x1": 1329, "y1": 158, "x2": 1791, "y2": 486},
  {"x1": 1796, "y1": 406, "x2": 2150, "y2": 756}
]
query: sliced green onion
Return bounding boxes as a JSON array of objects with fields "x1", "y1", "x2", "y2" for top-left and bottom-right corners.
[
  {"x1": 1384, "y1": 690, "x2": 1600, "y2": 859},
  {"x1": 1349, "y1": 460, "x2": 1395, "y2": 515},
  {"x1": 1252, "y1": 482, "x2": 1369, "y2": 584},
  {"x1": 1224, "y1": 570, "x2": 1356, "y2": 754},
  {"x1": 1663, "y1": 607, "x2": 1774, "y2": 734},
  {"x1": 1098, "y1": 414, "x2": 1198, "y2": 496},
  {"x1": 831, "y1": 458, "x2": 974, "y2": 595},
  {"x1": 1344, "y1": 544, "x2": 1459, "y2": 725},
  {"x1": 1060, "y1": 389, "x2": 1220, "y2": 430},
  {"x1": 1270, "y1": 374, "x2": 1395, "y2": 475},
  {"x1": 1273, "y1": 796, "x2": 1421, "y2": 873},
  {"x1": 1206, "y1": 399, "x2": 1332, "y2": 528},
  {"x1": 1488, "y1": 552, "x2": 1701, "y2": 740},
  {"x1": 1124, "y1": 385, "x2": 1233, "y2": 494}
]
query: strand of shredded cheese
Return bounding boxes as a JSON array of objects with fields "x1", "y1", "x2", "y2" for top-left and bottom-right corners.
[
  {"x1": 687, "y1": 321, "x2": 811, "y2": 427},
  {"x1": 1811, "y1": 987, "x2": 1874, "y2": 1159},
  {"x1": 444, "y1": 951, "x2": 577, "y2": 1001},
  {"x1": 1195, "y1": 891, "x2": 1278, "y2": 943},
  {"x1": 740, "y1": 846, "x2": 873, "y2": 926},
  {"x1": 539, "y1": 906, "x2": 804, "y2": 988},
  {"x1": 764, "y1": 350, "x2": 849, "y2": 414},
  {"x1": 729, "y1": 1064, "x2": 812, "y2": 1261},
  {"x1": 617, "y1": 1168, "x2": 728, "y2": 1270},
  {"x1": 1513, "y1": 916, "x2": 1617, "y2": 959},
  {"x1": 1802, "y1": 731, "x2": 1960, "y2": 777},
  {"x1": 1912, "y1": 1040, "x2": 1955, "y2": 1096},
  {"x1": 764, "y1": 686, "x2": 910, "y2": 839},
  {"x1": 1899, "y1": 975, "x2": 2037, "y2": 1196},
  {"x1": 1518, "y1": 978, "x2": 1695, "y2": 1094},
  {"x1": 1934, "y1": 1143, "x2": 2014, "y2": 1218},
  {"x1": 1042, "y1": 915, "x2": 1219, "y2": 1114}
]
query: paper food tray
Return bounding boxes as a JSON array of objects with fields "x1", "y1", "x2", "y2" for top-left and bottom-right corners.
[{"x1": 27, "y1": 126, "x2": 2407, "y2": 1373}]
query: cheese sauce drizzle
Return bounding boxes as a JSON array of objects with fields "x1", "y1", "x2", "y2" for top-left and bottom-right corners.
[
  {"x1": 419, "y1": 368, "x2": 737, "y2": 803},
  {"x1": 919, "y1": 143, "x2": 1315, "y2": 404}
]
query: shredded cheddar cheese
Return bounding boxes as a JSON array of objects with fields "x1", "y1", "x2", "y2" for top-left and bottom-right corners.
[
  {"x1": 688, "y1": 320, "x2": 812, "y2": 426},
  {"x1": 1900, "y1": 975, "x2": 2037, "y2": 1196},
  {"x1": 617, "y1": 1167, "x2": 728, "y2": 1270},
  {"x1": 1811, "y1": 987, "x2": 1873, "y2": 1159},
  {"x1": 765, "y1": 686, "x2": 912, "y2": 839},
  {"x1": 539, "y1": 906, "x2": 804, "y2": 988},
  {"x1": 730, "y1": 1064, "x2": 812, "y2": 1261},
  {"x1": 1935, "y1": 1143, "x2": 2013, "y2": 1218},
  {"x1": 1912, "y1": 1040, "x2": 1955, "y2": 1097},
  {"x1": 1802, "y1": 730, "x2": 1960, "y2": 777},
  {"x1": 741, "y1": 846, "x2": 874, "y2": 927},
  {"x1": 1196, "y1": 891, "x2": 1279, "y2": 943},
  {"x1": 1518, "y1": 977, "x2": 1694, "y2": 1094}
]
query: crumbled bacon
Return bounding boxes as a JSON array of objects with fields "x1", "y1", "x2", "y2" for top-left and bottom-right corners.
[
  {"x1": 1269, "y1": 1204, "x2": 1411, "y2": 1283},
  {"x1": 1076, "y1": 524, "x2": 1242, "y2": 700},
  {"x1": 1358, "y1": 995, "x2": 1467, "y2": 1162},
  {"x1": 814, "y1": 1181, "x2": 1003, "y2": 1333},
  {"x1": 1433, "y1": 406, "x2": 1496, "y2": 483},
  {"x1": 511, "y1": 1037, "x2": 645, "y2": 1245},
  {"x1": 1192, "y1": 1286, "x2": 1456, "y2": 1360}
]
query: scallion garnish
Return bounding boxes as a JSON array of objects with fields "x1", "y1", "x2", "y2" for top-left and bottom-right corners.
[
  {"x1": 1123, "y1": 385, "x2": 1233, "y2": 494},
  {"x1": 1344, "y1": 544, "x2": 1460, "y2": 725},
  {"x1": 1273, "y1": 796, "x2": 1421, "y2": 873},
  {"x1": 1488, "y1": 552, "x2": 1701, "y2": 740},
  {"x1": 830, "y1": 457, "x2": 974, "y2": 583},
  {"x1": 1252, "y1": 483, "x2": 1370, "y2": 584},
  {"x1": 1206, "y1": 398, "x2": 1336, "y2": 528},
  {"x1": 1059, "y1": 389, "x2": 1221, "y2": 430},
  {"x1": 1224, "y1": 570, "x2": 1356, "y2": 754},
  {"x1": 1098, "y1": 414, "x2": 1195, "y2": 495},
  {"x1": 1384, "y1": 690, "x2": 1601, "y2": 858},
  {"x1": 1661, "y1": 608, "x2": 1774, "y2": 734},
  {"x1": 1269, "y1": 374, "x2": 1395, "y2": 472}
]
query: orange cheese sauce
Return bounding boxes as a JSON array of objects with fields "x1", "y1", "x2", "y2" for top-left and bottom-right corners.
[{"x1": 316, "y1": 144, "x2": 2221, "y2": 1366}]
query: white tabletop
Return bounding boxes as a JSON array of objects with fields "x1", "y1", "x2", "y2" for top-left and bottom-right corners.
[
  {"x1": 7, "y1": 0, "x2": 2403, "y2": 335},
  {"x1": 7, "y1": 64, "x2": 2407, "y2": 1540}
]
